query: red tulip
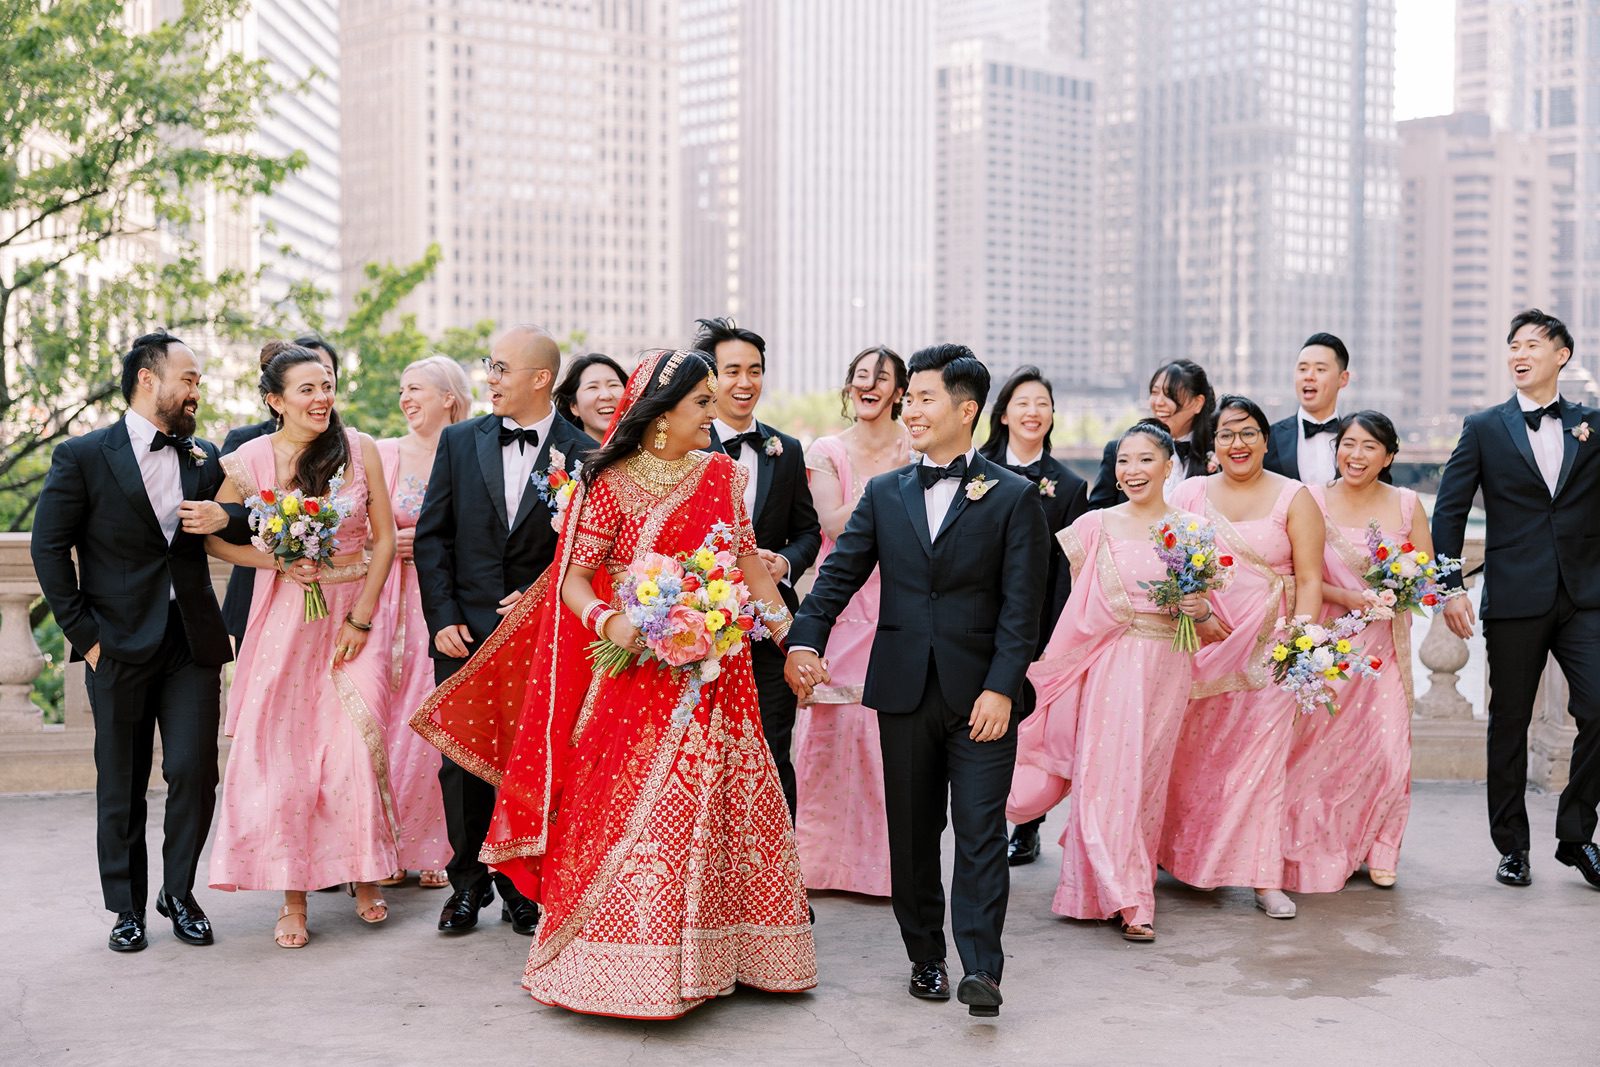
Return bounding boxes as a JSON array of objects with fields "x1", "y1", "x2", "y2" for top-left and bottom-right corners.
[
  {"x1": 1421, "y1": 593, "x2": 1438, "y2": 607},
  {"x1": 1376, "y1": 545, "x2": 1389, "y2": 561},
  {"x1": 1368, "y1": 657, "x2": 1383, "y2": 670},
  {"x1": 681, "y1": 575, "x2": 700, "y2": 592},
  {"x1": 1337, "y1": 662, "x2": 1349, "y2": 672},
  {"x1": 260, "y1": 489, "x2": 276, "y2": 505},
  {"x1": 706, "y1": 567, "x2": 724, "y2": 582},
  {"x1": 1218, "y1": 555, "x2": 1234, "y2": 568},
  {"x1": 304, "y1": 499, "x2": 320, "y2": 516},
  {"x1": 735, "y1": 615, "x2": 755, "y2": 631},
  {"x1": 726, "y1": 568, "x2": 743, "y2": 584},
  {"x1": 1163, "y1": 533, "x2": 1177, "y2": 549},
  {"x1": 1400, "y1": 542, "x2": 1415, "y2": 554}
]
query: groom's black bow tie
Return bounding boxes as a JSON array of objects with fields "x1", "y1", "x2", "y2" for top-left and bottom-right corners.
[
  {"x1": 1523, "y1": 402, "x2": 1561, "y2": 431},
  {"x1": 149, "y1": 430, "x2": 194, "y2": 454},
  {"x1": 918, "y1": 455, "x2": 968, "y2": 490},
  {"x1": 723, "y1": 430, "x2": 763, "y2": 460},
  {"x1": 499, "y1": 426, "x2": 539, "y2": 453},
  {"x1": 1301, "y1": 418, "x2": 1340, "y2": 439}
]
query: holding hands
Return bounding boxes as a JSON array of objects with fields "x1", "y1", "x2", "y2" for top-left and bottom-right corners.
[{"x1": 784, "y1": 649, "x2": 830, "y2": 701}]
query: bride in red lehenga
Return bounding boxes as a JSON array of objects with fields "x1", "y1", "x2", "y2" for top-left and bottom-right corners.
[{"x1": 413, "y1": 349, "x2": 816, "y2": 1019}]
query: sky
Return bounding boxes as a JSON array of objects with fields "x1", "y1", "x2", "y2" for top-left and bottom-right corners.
[{"x1": 1394, "y1": 0, "x2": 1456, "y2": 120}]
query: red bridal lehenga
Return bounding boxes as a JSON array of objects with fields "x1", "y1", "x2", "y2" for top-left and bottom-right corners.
[{"x1": 412, "y1": 361, "x2": 815, "y2": 1019}]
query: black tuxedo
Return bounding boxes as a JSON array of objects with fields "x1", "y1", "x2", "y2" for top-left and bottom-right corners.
[
  {"x1": 414, "y1": 411, "x2": 596, "y2": 898},
  {"x1": 218, "y1": 418, "x2": 277, "y2": 644},
  {"x1": 1263, "y1": 413, "x2": 1393, "y2": 484},
  {"x1": 708, "y1": 421, "x2": 821, "y2": 817},
  {"x1": 1087, "y1": 435, "x2": 1209, "y2": 510},
  {"x1": 30, "y1": 418, "x2": 238, "y2": 914},
  {"x1": 1432, "y1": 395, "x2": 1600, "y2": 852},
  {"x1": 792, "y1": 452, "x2": 1048, "y2": 978}
]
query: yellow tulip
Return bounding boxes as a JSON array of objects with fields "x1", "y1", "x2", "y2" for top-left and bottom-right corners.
[{"x1": 1294, "y1": 635, "x2": 1314, "y2": 652}]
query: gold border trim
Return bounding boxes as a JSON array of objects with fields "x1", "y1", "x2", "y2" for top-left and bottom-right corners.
[{"x1": 333, "y1": 665, "x2": 401, "y2": 842}]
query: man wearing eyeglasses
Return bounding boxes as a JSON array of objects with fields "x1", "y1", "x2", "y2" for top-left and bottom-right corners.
[{"x1": 414, "y1": 324, "x2": 597, "y2": 938}]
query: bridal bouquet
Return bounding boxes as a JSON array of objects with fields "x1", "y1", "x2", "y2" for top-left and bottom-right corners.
[
  {"x1": 1362, "y1": 524, "x2": 1461, "y2": 616},
  {"x1": 1140, "y1": 514, "x2": 1235, "y2": 653},
  {"x1": 1266, "y1": 612, "x2": 1381, "y2": 716},
  {"x1": 246, "y1": 476, "x2": 346, "y2": 622},
  {"x1": 589, "y1": 522, "x2": 785, "y2": 725}
]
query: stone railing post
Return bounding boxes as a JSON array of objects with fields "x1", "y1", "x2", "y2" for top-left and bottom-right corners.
[
  {"x1": 1410, "y1": 535, "x2": 1487, "y2": 779},
  {"x1": 0, "y1": 534, "x2": 47, "y2": 732},
  {"x1": 1527, "y1": 657, "x2": 1576, "y2": 792}
]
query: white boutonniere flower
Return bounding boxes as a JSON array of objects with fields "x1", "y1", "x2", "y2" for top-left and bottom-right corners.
[
  {"x1": 965, "y1": 474, "x2": 994, "y2": 501},
  {"x1": 765, "y1": 434, "x2": 783, "y2": 457},
  {"x1": 1573, "y1": 422, "x2": 1592, "y2": 443},
  {"x1": 189, "y1": 444, "x2": 207, "y2": 467},
  {"x1": 1205, "y1": 450, "x2": 1220, "y2": 474},
  {"x1": 1038, "y1": 477, "x2": 1056, "y2": 498}
]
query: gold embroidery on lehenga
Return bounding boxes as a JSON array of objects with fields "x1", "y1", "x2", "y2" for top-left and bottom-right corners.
[{"x1": 332, "y1": 666, "x2": 401, "y2": 842}]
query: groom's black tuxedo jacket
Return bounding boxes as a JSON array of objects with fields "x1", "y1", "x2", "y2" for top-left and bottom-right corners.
[
  {"x1": 1432, "y1": 395, "x2": 1600, "y2": 620},
  {"x1": 707, "y1": 420, "x2": 821, "y2": 613},
  {"x1": 791, "y1": 452, "x2": 1050, "y2": 715},
  {"x1": 414, "y1": 412, "x2": 596, "y2": 658},
  {"x1": 30, "y1": 418, "x2": 237, "y2": 667}
]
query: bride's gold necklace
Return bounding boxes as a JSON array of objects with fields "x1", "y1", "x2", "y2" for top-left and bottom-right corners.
[{"x1": 626, "y1": 448, "x2": 700, "y2": 494}]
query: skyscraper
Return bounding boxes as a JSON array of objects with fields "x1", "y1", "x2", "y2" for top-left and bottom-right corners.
[
  {"x1": 681, "y1": 0, "x2": 935, "y2": 392},
  {"x1": 340, "y1": 0, "x2": 680, "y2": 355},
  {"x1": 1088, "y1": 0, "x2": 1400, "y2": 408},
  {"x1": 937, "y1": 0, "x2": 1087, "y2": 57}
]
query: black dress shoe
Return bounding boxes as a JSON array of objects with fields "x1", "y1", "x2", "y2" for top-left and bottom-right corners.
[
  {"x1": 438, "y1": 880, "x2": 495, "y2": 932},
  {"x1": 908, "y1": 959, "x2": 950, "y2": 1000},
  {"x1": 501, "y1": 896, "x2": 541, "y2": 936},
  {"x1": 956, "y1": 971, "x2": 1004, "y2": 1018},
  {"x1": 1008, "y1": 824, "x2": 1041, "y2": 867},
  {"x1": 154, "y1": 890, "x2": 214, "y2": 945},
  {"x1": 1496, "y1": 850, "x2": 1532, "y2": 886},
  {"x1": 108, "y1": 909, "x2": 147, "y2": 953},
  {"x1": 1555, "y1": 841, "x2": 1600, "y2": 889}
]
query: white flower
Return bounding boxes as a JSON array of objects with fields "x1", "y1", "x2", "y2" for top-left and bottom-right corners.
[
  {"x1": 700, "y1": 659, "x2": 722, "y2": 682},
  {"x1": 250, "y1": 536, "x2": 268, "y2": 553},
  {"x1": 764, "y1": 435, "x2": 783, "y2": 457},
  {"x1": 1302, "y1": 624, "x2": 1329, "y2": 646},
  {"x1": 1398, "y1": 556, "x2": 1421, "y2": 579},
  {"x1": 1573, "y1": 422, "x2": 1591, "y2": 443},
  {"x1": 1309, "y1": 646, "x2": 1336, "y2": 672},
  {"x1": 965, "y1": 475, "x2": 994, "y2": 501},
  {"x1": 289, "y1": 520, "x2": 307, "y2": 538}
]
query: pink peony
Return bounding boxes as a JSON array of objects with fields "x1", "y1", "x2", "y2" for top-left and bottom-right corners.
[{"x1": 656, "y1": 606, "x2": 714, "y2": 666}]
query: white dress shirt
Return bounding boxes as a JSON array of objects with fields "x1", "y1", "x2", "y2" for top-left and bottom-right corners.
[
  {"x1": 1295, "y1": 406, "x2": 1340, "y2": 486},
  {"x1": 1167, "y1": 433, "x2": 1194, "y2": 497},
  {"x1": 502, "y1": 409, "x2": 557, "y2": 529},
  {"x1": 124, "y1": 409, "x2": 184, "y2": 544},
  {"x1": 920, "y1": 447, "x2": 978, "y2": 540},
  {"x1": 1518, "y1": 391, "x2": 1564, "y2": 496},
  {"x1": 713, "y1": 418, "x2": 761, "y2": 518}
]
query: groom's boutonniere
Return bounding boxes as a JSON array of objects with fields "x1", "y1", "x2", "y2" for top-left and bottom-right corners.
[
  {"x1": 188, "y1": 443, "x2": 207, "y2": 467},
  {"x1": 1573, "y1": 422, "x2": 1592, "y2": 443},
  {"x1": 1038, "y1": 477, "x2": 1056, "y2": 498},
  {"x1": 764, "y1": 434, "x2": 783, "y2": 457},
  {"x1": 965, "y1": 474, "x2": 994, "y2": 502}
]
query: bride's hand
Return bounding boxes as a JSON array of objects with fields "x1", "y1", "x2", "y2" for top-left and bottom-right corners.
[{"x1": 602, "y1": 613, "x2": 645, "y2": 653}]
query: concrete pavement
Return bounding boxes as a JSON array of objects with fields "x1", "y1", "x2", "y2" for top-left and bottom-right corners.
[{"x1": 2, "y1": 782, "x2": 1597, "y2": 1066}]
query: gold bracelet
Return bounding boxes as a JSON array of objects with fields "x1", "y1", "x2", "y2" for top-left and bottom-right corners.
[{"x1": 344, "y1": 613, "x2": 373, "y2": 632}]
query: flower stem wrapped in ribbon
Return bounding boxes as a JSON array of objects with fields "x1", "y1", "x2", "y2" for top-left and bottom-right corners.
[
  {"x1": 589, "y1": 522, "x2": 786, "y2": 726},
  {"x1": 245, "y1": 475, "x2": 346, "y2": 622},
  {"x1": 1139, "y1": 514, "x2": 1235, "y2": 653},
  {"x1": 1362, "y1": 522, "x2": 1462, "y2": 616},
  {"x1": 1266, "y1": 611, "x2": 1380, "y2": 716}
]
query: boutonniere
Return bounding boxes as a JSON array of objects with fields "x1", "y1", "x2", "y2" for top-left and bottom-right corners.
[
  {"x1": 764, "y1": 434, "x2": 783, "y2": 457},
  {"x1": 1573, "y1": 422, "x2": 1592, "y2": 443},
  {"x1": 1205, "y1": 450, "x2": 1220, "y2": 474},
  {"x1": 1038, "y1": 477, "x2": 1056, "y2": 498},
  {"x1": 188, "y1": 444, "x2": 207, "y2": 467},
  {"x1": 965, "y1": 474, "x2": 994, "y2": 501}
]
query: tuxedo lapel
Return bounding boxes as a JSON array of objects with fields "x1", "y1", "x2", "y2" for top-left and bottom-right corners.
[
  {"x1": 1271, "y1": 419, "x2": 1298, "y2": 477},
  {"x1": 936, "y1": 454, "x2": 986, "y2": 541},
  {"x1": 510, "y1": 419, "x2": 577, "y2": 533},
  {"x1": 1554, "y1": 398, "x2": 1584, "y2": 499},
  {"x1": 178, "y1": 445, "x2": 201, "y2": 514},
  {"x1": 1497, "y1": 399, "x2": 1545, "y2": 487},
  {"x1": 751, "y1": 422, "x2": 775, "y2": 523},
  {"x1": 475, "y1": 417, "x2": 510, "y2": 534},
  {"x1": 897, "y1": 467, "x2": 933, "y2": 556},
  {"x1": 102, "y1": 419, "x2": 163, "y2": 540}
]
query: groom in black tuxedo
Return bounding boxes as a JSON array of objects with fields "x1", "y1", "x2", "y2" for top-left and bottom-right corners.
[
  {"x1": 787, "y1": 344, "x2": 1048, "y2": 1017},
  {"x1": 1264, "y1": 332, "x2": 1392, "y2": 485},
  {"x1": 695, "y1": 316, "x2": 821, "y2": 817},
  {"x1": 1433, "y1": 309, "x2": 1600, "y2": 891},
  {"x1": 31, "y1": 333, "x2": 249, "y2": 952},
  {"x1": 415, "y1": 325, "x2": 596, "y2": 936}
]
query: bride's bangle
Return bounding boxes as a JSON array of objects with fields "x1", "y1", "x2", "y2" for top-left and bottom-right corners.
[
  {"x1": 581, "y1": 600, "x2": 608, "y2": 631},
  {"x1": 594, "y1": 609, "x2": 621, "y2": 639}
]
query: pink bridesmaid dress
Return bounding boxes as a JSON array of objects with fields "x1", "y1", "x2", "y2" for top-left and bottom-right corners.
[
  {"x1": 1280, "y1": 485, "x2": 1415, "y2": 891},
  {"x1": 790, "y1": 435, "x2": 891, "y2": 897},
  {"x1": 210, "y1": 430, "x2": 400, "y2": 890},
  {"x1": 374, "y1": 439, "x2": 450, "y2": 872},
  {"x1": 1159, "y1": 477, "x2": 1303, "y2": 889},
  {"x1": 1007, "y1": 511, "x2": 1197, "y2": 927}
]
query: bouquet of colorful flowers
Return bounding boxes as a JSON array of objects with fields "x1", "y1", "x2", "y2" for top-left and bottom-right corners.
[
  {"x1": 589, "y1": 523, "x2": 785, "y2": 725},
  {"x1": 1362, "y1": 523, "x2": 1461, "y2": 616},
  {"x1": 246, "y1": 475, "x2": 346, "y2": 622},
  {"x1": 1266, "y1": 612, "x2": 1381, "y2": 716},
  {"x1": 1139, "y1": 514, "x2": 1235, "y2": 653},
  {"x1": 536, "y1": 448, "x2": 581, "y2": 532}
]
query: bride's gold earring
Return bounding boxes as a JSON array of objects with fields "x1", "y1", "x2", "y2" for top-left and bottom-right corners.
[{"x1": 653, "y1": 417, "x2": 668, "y2": 450}]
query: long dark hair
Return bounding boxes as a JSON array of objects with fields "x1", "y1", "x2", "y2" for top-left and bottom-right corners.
[
  {"x1": 260, "y1": 344, "x2": 348, "y2": 496},
  {"x1": 839, "y1": 345, "x2": 907, "y2": 420},
  {"x1": 582, "y1": 350, "x2": 716, "y2": 484},
  {"x1": 981, "y1": 365, "x2": 1054, "y2": 461},
  {"x1": 1149, "y1": 359, "x2": 1215, "y2": 465},
  {"x1": 553, "y1": 352, "x2": 628, "y2": 427}
]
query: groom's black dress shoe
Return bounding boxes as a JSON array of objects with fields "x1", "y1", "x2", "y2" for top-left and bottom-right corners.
[
  {"x1": 1496, "y1": 850, "x2": 1532, "y2": 886},
  {"x1": 957, "y1": 971, "x2": 1003, "y2": 1018},
  {"x1": 108, "y1": 910, "x2": 147, "y2": 953},
  {"x1": 1555, "y1": 841, "x2": 1600, "y2": 889},
  {"x1": 154, "y1": 890, "x2": 214, "y2": 945},
  {"x1": 438, "y1": 881, "x2": 495, "y2": 932},
  {"x1": 1008, "y1": 824, "x2": 1041, "y2": 866},
  {"x1": 501, "y1": 896, "x2": 541, "y2": 936},
  {"x1": 908, "y1": 960, "x2": 950, "y2": 1000}
]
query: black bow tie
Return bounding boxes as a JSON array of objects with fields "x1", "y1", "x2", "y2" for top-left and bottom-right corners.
[
  {"x1": 1523, "y1": 402, "x2": 1561, "y2": 431},
  {"x1": 918, "y1": 455, "x2": 968, "y2": 490},
  {"x1": 723, "y1": 430, "x2": 763, "y2": 460},
  {"x1": 1174, "y1": 440, "x2": 1193, "y2": 463},
  {"x1": 499, "y1": 426, "x2": 539, "y2": 453},
  {"x1": 1005, "y1": 460, "x2": 1042, "y2": 483},
  {"x1": 149, "y1": 430, "x2": 194, "y2": 455},
  {"x1": 1302, "y1": 418, "x2": 1340, "y2": 439}
]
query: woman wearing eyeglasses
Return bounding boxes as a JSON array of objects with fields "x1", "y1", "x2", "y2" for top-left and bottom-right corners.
[{"x1": 1158, "y1": 395, "x2": 1325, "y2": 920}]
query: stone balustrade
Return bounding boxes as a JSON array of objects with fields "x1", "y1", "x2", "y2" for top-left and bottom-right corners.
[{"x1": 0, "y1": 530, "x2": 1570, "y2": 795}]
